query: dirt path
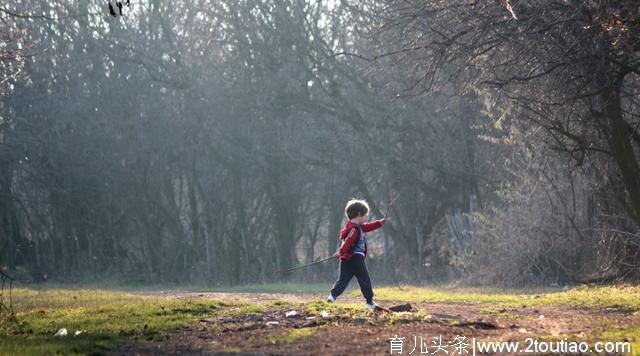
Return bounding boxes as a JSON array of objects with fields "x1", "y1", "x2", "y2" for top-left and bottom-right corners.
[{"x1": 112, "y1": 291, "x2": 640, "y2": 355}]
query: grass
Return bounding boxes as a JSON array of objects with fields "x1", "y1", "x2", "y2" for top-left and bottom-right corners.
[
  {"x1": 370, "y1": 284, "x2": 640, "y2": 354},
  {"x1": 0, "y1": 288, "x2": 238, "y2": 355},
  {"x1": 266, "y1": 327, "x2": 316, "y2": 344},
  {"x1": 598, "y1": 326, "x2": 640, "y2": 355},
  {"x1": 4, "y1": 283, "x2": 640, "y2": 354},
  {"x1": 370, "y1": 284, "x2": 640, "y2": 310},
  {"x1": 69, "y1": 280, "x2": 638, "y2": 311},
  {"x1": 370, "y1": 284, "x2": 640, "y2": 355},
  {"x1": 304, "y1": 300, "x2": 362, "y2": 314},
  {"x1": 207, "y1": 282, "x2": 333, "y2": 294},
  {"x1": 478, "y1": 307, "x2": 523, "y2": 320},
  {"x1": 223, "y1": 304, "x2": 264, "y2": 316},
  {"x1": 11, "y1": 288, "x2": 144, "y2": 310},
  {"x1": 542, "y1": 325, "x2": 640, "y2": 356},
  {"x1": 30, "y1": 281, "x2": 335, "y2": 295}
]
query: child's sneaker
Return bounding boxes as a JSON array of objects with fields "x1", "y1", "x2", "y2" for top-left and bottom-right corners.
[
  {"x1": 365, "y1": 301, "x2": 378, "y2": 310},
  {"x1": 326, "y1": 294, "x2": 336, "y2": 303}
]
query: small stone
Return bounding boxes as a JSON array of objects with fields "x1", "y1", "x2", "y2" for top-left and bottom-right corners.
[
  {"x1": 285, "y1": 310, "x2": 298, "y2": 317},
  {"x1": 55, "y1": 328, "x2": 68, "y2": 336},
  {"x1": 389, "y1": 303, "x2": 412, "y2": 312}
]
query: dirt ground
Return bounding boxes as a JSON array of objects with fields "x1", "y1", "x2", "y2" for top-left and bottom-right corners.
[{"x1": 111, "y1": 291, "x2": 640, "y2": 355}]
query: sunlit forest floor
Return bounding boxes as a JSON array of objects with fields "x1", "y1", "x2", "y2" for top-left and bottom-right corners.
[{"x1": 1, "y1": 284, "x2": 640, "y2": 355}]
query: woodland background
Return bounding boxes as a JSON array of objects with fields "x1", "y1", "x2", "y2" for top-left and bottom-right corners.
[{"x1": 1, "y1": 0, "x2": 639, "y2": 286}]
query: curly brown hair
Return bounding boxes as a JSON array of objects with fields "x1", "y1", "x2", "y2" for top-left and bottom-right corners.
[{"x1": 344, "y1": 199, "x2": 369, "y2": 220}]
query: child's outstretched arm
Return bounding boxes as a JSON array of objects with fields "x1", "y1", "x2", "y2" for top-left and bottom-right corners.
[{"x1": 362, "y1": 218, "x2": 388, "y2": 232}]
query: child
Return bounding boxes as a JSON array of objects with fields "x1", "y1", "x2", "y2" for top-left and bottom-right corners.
[{"x1": 326, "y1": 198, "x2": 387, "y2": 310}]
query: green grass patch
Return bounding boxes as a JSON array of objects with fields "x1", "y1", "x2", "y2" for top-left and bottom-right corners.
[
  {"x1": 20, "y1": 281, "x2": 350, "y2": 297},
  {"x1": 0, "y1": 288, "x2": 236, "y2": 355},
  {"x1": 223, "y1": 304, "x2": 264, "y2": 316},
  {"x1": 597, "y1": 326, "x2": 640, "y2": 355},
  {"x1": 267, "y1": 300, "x2": 293, "y2": 307},
  {"x1": 206, "y1": 282, "x2": 332, "y2": 294},
  {"x1": 266, "y1": 328, "x2": 315, "y2": 344},
  {"x1": 304, "y1": 300, "x2": 361, "y2": 314},
  {"x1": 478, "y1": 307, "x2": 524, "y2": 320},
  {"x1": 11, "y1": 288, "x2": 145, "y2": 311},
  {"x1": 543, "y1": 325, "x2": 640, "y2": 355},
  {"x1": 23, "y1": 281, "x2": 337, "y2": 295},
  {"x1": 370, "y1": 284, "x2": 640, "y2": 310},
  {"x1": 302, "y1": 300, "x2": 378, "y2": 321}
]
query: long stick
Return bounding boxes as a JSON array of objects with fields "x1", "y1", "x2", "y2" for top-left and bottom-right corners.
[
  {"x1": 383, "y1": 194, "x2": 398, "y2": 219},
  {"x1": 275, "y1": 255, "x2": 335, "y2": 273}
]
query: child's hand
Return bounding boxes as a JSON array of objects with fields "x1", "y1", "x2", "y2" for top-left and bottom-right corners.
[
  {"x1": 333, "y1": 251, "x2": 341, "y2": 259},
  {"x1": 380, "y1": 218, "x2": 388, "y2": 226}
]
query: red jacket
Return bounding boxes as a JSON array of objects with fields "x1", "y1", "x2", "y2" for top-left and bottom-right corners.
[{"x1": 337, "y1": 220, "x2": 384, "y2": 260}]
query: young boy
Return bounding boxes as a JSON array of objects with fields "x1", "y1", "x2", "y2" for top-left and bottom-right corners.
[{"x1": 327, "y1": 198, "x2": 387, "y2": 310}]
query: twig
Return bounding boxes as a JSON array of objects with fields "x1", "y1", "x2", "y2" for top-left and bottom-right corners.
[
  {"x1": 275, "y1": 256, "x2": 335, "y2": 273},
  {"x1": 384, "y1": 193, "x2": 398, "y2": 219}
]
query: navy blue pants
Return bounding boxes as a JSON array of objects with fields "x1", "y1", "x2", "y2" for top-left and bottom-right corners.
[{"x1": 329, "y1": 254, "x2": 373, "y2": 304}]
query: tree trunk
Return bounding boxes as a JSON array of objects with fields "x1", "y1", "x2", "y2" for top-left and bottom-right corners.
[{"x1": 603, "y1": 82, "x2": 640, "y2": 227}]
